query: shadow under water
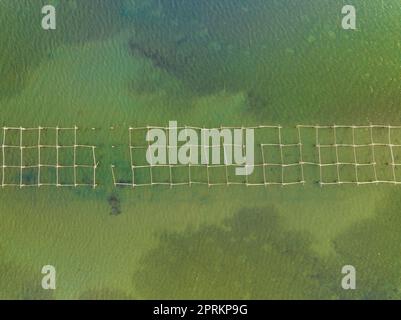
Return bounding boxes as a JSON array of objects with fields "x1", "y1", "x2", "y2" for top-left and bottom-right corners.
[{"x1": 132, "y1": 206, "x2": 337, "y2": 299}]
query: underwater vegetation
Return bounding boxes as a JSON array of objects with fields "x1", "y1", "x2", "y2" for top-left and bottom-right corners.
[
  {"x1": 123, "y1": 0, "x2": 401, "y2": 123},
  {"x1": 332, "y1": 190, "x2": 401, "y2": 299},
  {"x1": 0, "y1": 249, "x2": 54, "y2": 300},
  {"x1": 1, "y1": 0, "x2": 401, "y2": 300},
  {"x1": 125, "y1": 0, "x2": 283, "y2": 96},
  {"x1": 3, "y1": 0, "x2": 400, "y2": 122},
  {"x1": 132, "y1": 206, "x2": 337, "y2": 299},
  {"x1": 133, "y1": 197, "x2": 401, "y2": 299},
  {"x1": 107, "y1": 194, "x2": 122, "y2": 215},
  {"x1": 0, "y1": 0, "x2": 125, "y2": 101}
]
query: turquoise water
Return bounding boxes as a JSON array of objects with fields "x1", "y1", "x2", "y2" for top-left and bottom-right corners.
[{"x1": 0, "y1": 0, "x2": 401, "y2": 299}]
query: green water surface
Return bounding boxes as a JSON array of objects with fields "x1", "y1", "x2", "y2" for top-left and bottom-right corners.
[{"x1": 0, "y1": 0, "x2": 401, "y2": 299}]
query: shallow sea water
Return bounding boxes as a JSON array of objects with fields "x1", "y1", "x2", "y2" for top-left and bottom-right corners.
[{"x1": 0, "y1": 0, "x2": 401, "y2": 299}]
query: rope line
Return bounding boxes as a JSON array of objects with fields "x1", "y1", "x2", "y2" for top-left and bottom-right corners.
[
  {"x1": 110, "y1": 124, "x2": 401, "y2": 188},
  {"x1": 2, "y1": 124, "x2": 400, "y2": 189}
]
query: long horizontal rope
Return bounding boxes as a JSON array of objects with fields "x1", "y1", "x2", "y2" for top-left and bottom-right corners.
[{"x1": 2, "y1": 124, "x2": 401, "y2": 188}]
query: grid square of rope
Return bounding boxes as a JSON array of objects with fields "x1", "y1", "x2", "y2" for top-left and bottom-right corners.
[
  {"x1": 259, "y1": 125, "x2": 305, "y2": 186},
  {"x1": 110, "y1": 124, "x2": 401, "y2": 188},
  {"x1": 112, "y1": 125, "x2": 307, "y2": 188},
  {"x1": 1, "y1": 126, "x2": 97, "y2": 188},
  {"x1": 298, "y1": 124, "x2": 401, "y2": 186}
]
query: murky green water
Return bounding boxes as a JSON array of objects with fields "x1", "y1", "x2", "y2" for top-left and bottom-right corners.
[{"x1": 0, "y1": 0, "x2": 401, "y2": 299}]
